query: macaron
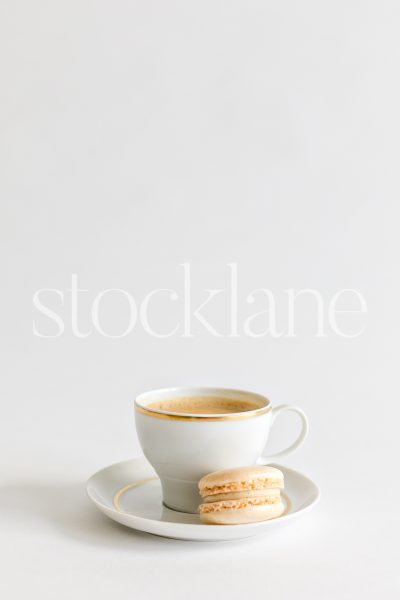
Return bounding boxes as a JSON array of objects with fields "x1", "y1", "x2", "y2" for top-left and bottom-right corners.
[{"x1": 198, "y1": 466, "x2": 285, "y2": 525}]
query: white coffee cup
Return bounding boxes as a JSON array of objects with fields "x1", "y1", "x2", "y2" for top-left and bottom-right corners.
[{"x1": 134, "y1": 386, "x2": 308, "y2": 513}]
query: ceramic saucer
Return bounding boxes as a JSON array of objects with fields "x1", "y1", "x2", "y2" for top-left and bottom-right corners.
[{"x1": 86, "y1": 458, "x2": 320, "y2": 542}]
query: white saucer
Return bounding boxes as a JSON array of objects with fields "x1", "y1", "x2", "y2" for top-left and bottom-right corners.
[{"x1": 86, "y1": 458, "x2": 320, "y2": 542}]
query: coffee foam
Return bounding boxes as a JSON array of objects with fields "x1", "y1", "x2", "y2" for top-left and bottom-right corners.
[{"x1": 146, "y1": 396, "x2": 261, "y2": 415}]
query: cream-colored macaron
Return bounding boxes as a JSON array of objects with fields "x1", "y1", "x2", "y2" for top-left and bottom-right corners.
[{"x1": 198, "y1": 466, "x2": 285, "y2": 525}]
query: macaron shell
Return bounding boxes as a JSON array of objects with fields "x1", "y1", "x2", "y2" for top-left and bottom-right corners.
[{"x1": 199, "y1": 501, "x2": 285, "y2": 525}]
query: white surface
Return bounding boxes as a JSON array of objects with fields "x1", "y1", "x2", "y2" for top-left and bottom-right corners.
[
  {"x1": 0, "y1": 1, "x2": 399, "y2": 598},
  {"x1": 86, "y1": 458, "x2": 320, "y2": 541}
]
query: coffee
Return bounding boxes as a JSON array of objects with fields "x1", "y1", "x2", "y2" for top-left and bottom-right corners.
[{"x1": 146, "y1": 396, "x2": 260, "y2": 415}]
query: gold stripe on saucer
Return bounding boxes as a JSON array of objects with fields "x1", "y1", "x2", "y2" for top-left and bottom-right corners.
[
  {"x1": 114, "y1": 480, "x2": 292, "y2": 521},
  {"x1": 134, "y1": 404, "x2": 271, "y2": 421},
  {"x1": 114, "y1": 478, "x2": 157, "y2": 512}
]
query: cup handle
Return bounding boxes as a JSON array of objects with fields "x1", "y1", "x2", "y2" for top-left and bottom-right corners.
[{"x1": 257, "y1": 404, "x2": 309, "y2": 465}]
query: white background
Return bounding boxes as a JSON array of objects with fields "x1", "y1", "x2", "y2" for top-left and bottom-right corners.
[{"x1": 1, "y1": 1, "x2": 399, "y2": 598}]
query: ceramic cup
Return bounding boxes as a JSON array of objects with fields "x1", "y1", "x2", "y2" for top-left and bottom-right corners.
[{"x1": 134, "y1": 386, "x2": 308, "y2": 513}]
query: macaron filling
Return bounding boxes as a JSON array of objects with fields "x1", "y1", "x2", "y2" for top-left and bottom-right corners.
[
  {"x1": 199, "y1": 496, "x2": 281, "y2": 514},
  {"x1": 203, "y1": 488, "x2": 281, "y2": 503},
  {"x1": 201, "y1": 478, "x2": 283, "y2": 496}
]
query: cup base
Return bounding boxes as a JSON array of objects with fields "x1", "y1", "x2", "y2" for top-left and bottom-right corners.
[
  {"x1": 160, "y1": 477, "x2": 202, "y2": 514},
  {"x1": 162, "y1": 500, "x2": 197, "y2": 515}
]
